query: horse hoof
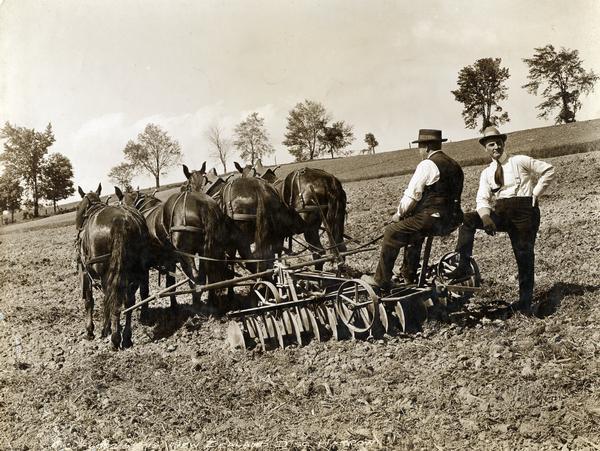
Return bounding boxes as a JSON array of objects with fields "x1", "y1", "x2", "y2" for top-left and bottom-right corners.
[
  {"x1": 85, "y1": 331, "x2": 94, "y2": 340},
  {"x1": 121, "y1": 337, "x2": 133, "y2": 349}
]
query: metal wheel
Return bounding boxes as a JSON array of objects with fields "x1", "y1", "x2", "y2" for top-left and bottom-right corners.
[
  {"x1": 252, "y1": 281, "x2": 281, "y2": 305},
  {"x1": 436, "y1": 252, "x2": 482, "y2": 301},
  {"x1": 334, "y1": 279, "x2": 379, "y2": 334}
]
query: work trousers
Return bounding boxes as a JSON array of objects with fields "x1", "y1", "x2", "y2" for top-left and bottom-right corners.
[
  {"x1": 374, "y1": 209, "x2": 444, "y2": 287},
  {"x1": 455, "y1": 197, "x2": 540, "y2": 306}
]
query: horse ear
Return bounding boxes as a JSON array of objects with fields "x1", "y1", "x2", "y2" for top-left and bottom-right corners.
[
  {"x1": 200, "y1": 161, "x2": 206, "y2": 174},
  {"x1": 234, "y1": 162, "x2": 243, "y2": 173},
  {"x1": 114, "y1": 186, "x2": 123, "y2": 201},
  {"x1": 183, "y1": 164, "x2": 191, "y2": 180},
  {"x1": 274, "y1": 165, "x2": 281, "y2": 173},
  {"x1": 96, "y1": 183, "x2": 102, "y2": 196},
  {"x1": 78, "y1": 186, "x2": 85, "y2": 198},
  {"x1": 210, "y1": 168, "x2": 218, "y2": 176}
]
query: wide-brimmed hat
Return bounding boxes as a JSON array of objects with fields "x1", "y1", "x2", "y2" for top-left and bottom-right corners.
[
  {"x1": 411, "y1": 129, "x2": 448, "y2": 144},
  {"x1": 479, "y1": 126, "x2": 507, "y2": 145}
]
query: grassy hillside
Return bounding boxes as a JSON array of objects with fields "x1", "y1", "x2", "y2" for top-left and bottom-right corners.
[{"x1": 268, "y1": 118, "x2": 600, "y2": 182}]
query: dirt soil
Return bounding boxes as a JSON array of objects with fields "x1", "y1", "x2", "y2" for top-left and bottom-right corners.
[{"x1": 1, "y1": 151, "x2": 599, "y2": 450}]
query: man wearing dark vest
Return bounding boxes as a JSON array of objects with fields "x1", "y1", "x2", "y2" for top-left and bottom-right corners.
[
  {"x1": 362, "y1": 129, "x2": 464, "y2": 289},
  {"x1": 447, "y1": 126, "x2": 555, "y2": 314}
]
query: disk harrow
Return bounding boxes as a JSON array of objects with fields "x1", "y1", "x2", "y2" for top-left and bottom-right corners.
[{"x1": 227, "y1": 237, "x2": 482, "y2": 351}]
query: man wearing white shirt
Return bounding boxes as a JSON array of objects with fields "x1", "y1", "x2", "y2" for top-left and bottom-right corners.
[
  {"x1": 448, "y1": 126, "x2": 555, "y2": 314},
  {"x1": 362, "y1": 129, "x2": 464, "y2": 289}
]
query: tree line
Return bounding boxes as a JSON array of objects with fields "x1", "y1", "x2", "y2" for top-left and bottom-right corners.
[{"x1": 1, "y1": 43, "x2": 597, "y2": 219}]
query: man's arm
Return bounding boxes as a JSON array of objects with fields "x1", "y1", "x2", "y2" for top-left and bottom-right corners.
[
  {"x1": 396, "y1": 160, "x2": 439, "y2": 218},
  {"x1": 529, "y1": 157, "x2": 555, "y2": 205},
  {"x1": 475, "y1": 169, "x2": 493, "y2": 218}
]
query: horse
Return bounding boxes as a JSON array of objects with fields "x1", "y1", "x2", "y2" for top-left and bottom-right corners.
[
  {"x1": 117, "y1": 185, "x2": 250, "y2": 312},
  {"x1": 183, "y1": 163, "x2": 305, "y2": 272},
  {"x1": 253, "y1": 160, "x2": 348, "y2": 269},
  {"x1": 115, "y1": 187, "x2": 178, "y2": 318},
  {"x1": 76, "y1": 184, "x2": 150, "y2": 349}
]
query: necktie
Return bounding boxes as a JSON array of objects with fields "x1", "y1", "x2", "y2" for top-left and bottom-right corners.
[{"x1": 494, "y1": 161, "x2": 504, "y2": 188}]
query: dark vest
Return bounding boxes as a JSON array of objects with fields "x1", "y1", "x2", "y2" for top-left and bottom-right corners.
[{"x1": 415, "y1": 151, "x2": 464, "y2": 224}]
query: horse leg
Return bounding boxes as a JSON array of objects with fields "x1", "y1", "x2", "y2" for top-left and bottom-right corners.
[
  {"x1": 110, "y1": 310, "x2": 121, "y2": 350},
  {"x1": 139, "y1": 270, "x2": 150, "y2": 323},
  {"x1": 100, "y1": 283, "x2": 112, "y2": 339},
  {"x1": 121, "y1": 285, "x2": 136, "y2": 349},
  {"x1": 179, "y1": 256, "x2": 203, "y2": 305},
  {"x1": 166, "y1": 263, "x2": 178, "y2": 311},
  {"x1": 304, "y1": 228, "x2": 325, "y2": 270},
  {"x1": 81, "y1": 269, "x2": 95, "y2": 339}
]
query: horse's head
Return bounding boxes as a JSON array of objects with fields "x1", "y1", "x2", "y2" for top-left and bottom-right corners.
[
  {"x1": 183, "y1": 162, "x2": 208, "y2": 192},
  {"x1": 114, "y1": 186, "x2": 139, "y2": 207},
  {"x1": 234, "y1": 161, "x2": 256, "y2": 178},
  {"x1": 76, "y1": 183, "x2": 102, "y2": 229}
]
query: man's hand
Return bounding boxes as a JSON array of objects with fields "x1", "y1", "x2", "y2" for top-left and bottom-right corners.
[
  {"x1": 391, "y1": 213, "x2": 401, "y2": 223},
  {"x1": 481, "y1": 214, "x2": 496, "y2": 236},
  {"x1": 532, "y1": 195, "x2": 538, "y2": 207}
]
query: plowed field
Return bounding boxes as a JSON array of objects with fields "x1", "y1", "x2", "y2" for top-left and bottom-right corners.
[{"x1": 1, "y1": 151, "x2": 599, "y2": 450}]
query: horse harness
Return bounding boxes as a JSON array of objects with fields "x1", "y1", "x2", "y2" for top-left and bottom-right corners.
[
  {"x1": 287, "y1": 168, "x2": 328, "y2": 214},
  {"x1": 220, "y1": 181, "x2": 257, "y2": 221},
  {"x1": 167, "y1": 191, "x2": 205, "y2": 239}
]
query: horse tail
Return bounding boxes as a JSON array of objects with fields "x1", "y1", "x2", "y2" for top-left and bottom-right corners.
[
  {"x1": 254, "y1": 185, "x2": 273, "y2": 265},
  {"x1": 105, "y1": 216, "x2": 129, "y2": 328},
  {"x1": 326, "y1": 177, "x2": 347, "y2": 251},
  {"x1": 203, "y1": 203, "x2": 225, "y2": 280}
]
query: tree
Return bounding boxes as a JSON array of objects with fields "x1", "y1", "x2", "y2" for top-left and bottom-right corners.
[
  {"x1": 522, "y1": 45, "x2": 599, "y2": 124},
  {"x1": 0, "y1": 171, "x2": 23, "y2": 223},
  {"x1": 451, "y1": 58, "x2": 511, "y2": 131},
  {"x1": 123, "y1": 123, "x2": 182, "y2": 188},
  {"x1": 283, "y1": 100, "x2": 330, "y2": 161},
  {"x1": 206, "y1": 123, "x2": 232, "y2": 173},
  {"x1": 0, "y1": 122, "x2": 55, "y2": 217},
  {"x1": 364, "y1": 133, "x2": 379, "y2": 155},
  {"x1": 319, "y1": 121, "x2": 355, "y2": 159},
  {"x1": 39, "y1": 153, "x2": 75, "y2": 214},
  {"x1": 233, "y1": 112, "x2": 274, "y2": 166},
  {"x1": 108, "y1": 162, "x2": 135, "y2": 193}
]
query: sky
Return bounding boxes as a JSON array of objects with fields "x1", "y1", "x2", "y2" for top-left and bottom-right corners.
[{"x1": 1, "y1": 0, "x2": 599, "y2": 201}]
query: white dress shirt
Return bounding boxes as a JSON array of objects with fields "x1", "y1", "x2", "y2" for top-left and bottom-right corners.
[
  {"x1": 397, "y1": 150, "x2": 441, "y2": 217},
  {"x1": 476, "y1": 153, "x2": 555, "y2": 215}
]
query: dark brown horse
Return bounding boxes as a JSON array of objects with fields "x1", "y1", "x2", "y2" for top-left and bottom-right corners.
[
  {"x1": 115, "y1": 187, "x2": 178, "y2": 317},
  {"x1": 184, "y1": 163, "x2": 305, "y2": 271},
  {"x1": 117, "y1": 185, "x2": 250, "y2": 311},
  {"x1": 254, "y1": 161, "x2": 347, "y2": 269},
  {"x1": 76, "y1": 184, "x2": 149, "y2": 349}
]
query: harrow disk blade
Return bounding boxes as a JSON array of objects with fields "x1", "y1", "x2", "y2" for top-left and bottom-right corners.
[
  {"x1": 298, "y1": 307, "x2": 311, "y2": 332},
  {"x1": 326, "y1": 306, "x2": 340, "y2": 340},
  {"x1": 244, "y1": 316, "x2": 258, "y2": 339},
  {"x1": 378, "y1": 303, "x2": 389, "y2": 334},
  {"x1": 227, "y1": 321, "x2": 248, "y2": 350},
  {"x1": 289, "y1": 310, "x2": 304, "y2": 346},
  {"x1": 254, "y1": 315, "x2": 267, "y2": 352},
  {"x1": 281, "y1": 310, "x2": 294, "y2": 335},
  {"x1": 395, "y1": 302, "x2": 406, "y2": 332},
  {"x1": 264, "y1": 314, "x2": 276, "y2": 338},
  {"x1": 306, "y1": 308, "x2": 321, "y2": 342},
  {"x1": 268, "y1": 314, "x2": 285, "y2": 349}
]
